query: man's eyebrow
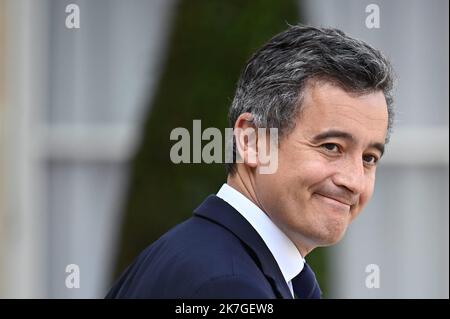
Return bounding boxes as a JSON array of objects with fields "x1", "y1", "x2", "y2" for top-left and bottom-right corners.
[{"x1": 312, "y1": 130, "x2": 385, "y2": 156}]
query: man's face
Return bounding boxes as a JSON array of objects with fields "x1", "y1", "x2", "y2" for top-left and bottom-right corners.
[{"x1": 254, "y1": 81, "x2": 388, "y2": 251}]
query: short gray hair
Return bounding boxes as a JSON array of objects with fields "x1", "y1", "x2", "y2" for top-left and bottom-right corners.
[{"x1": 226, "y1": 25, "x2": 395, "y2": 175}]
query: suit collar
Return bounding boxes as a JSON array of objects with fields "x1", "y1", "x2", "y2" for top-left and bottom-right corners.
[
  {"x1": 193, "y1": 194, "x2": 293, "y2": 299},
  {"x1": 216, "y1": 183, "x2": 304, "y2": 285}
]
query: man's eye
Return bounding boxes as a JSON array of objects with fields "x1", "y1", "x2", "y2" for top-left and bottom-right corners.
[
  {"x1": 322, "y1": 143, "x2": 340, "y2": 152},
  {"x1": 363, "y1": 154, "x2": 379, "y2": 165}
]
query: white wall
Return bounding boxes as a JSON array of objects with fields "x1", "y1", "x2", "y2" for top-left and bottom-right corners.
[{"x1": 1, "y1": 0, "x2": 175, "y2": 298}]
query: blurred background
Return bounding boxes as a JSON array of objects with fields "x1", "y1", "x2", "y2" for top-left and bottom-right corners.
[{"x1": 0, "y1": 0, "x2": 448, "y2": 298}]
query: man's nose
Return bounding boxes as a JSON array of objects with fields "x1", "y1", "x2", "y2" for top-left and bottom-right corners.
[{"x1": 333, "y1": 155, "x2": 366, "y2": 195}]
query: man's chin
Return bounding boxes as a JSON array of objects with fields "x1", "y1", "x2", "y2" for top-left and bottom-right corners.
[{"x1": 315, "y1": 225, "x2": 348, "y2": 246}]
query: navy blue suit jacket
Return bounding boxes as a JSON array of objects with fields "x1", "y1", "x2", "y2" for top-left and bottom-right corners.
[{"x1": 106, "y1": 195, "x2": 296, "y2": 299}]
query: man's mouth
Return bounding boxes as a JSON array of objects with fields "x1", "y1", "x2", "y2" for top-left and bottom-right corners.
[{"x1": 314, "y1": 192, "x2": 354, "y2": 212}]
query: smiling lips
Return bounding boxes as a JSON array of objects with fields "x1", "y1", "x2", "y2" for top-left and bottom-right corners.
[{"x1": 314, "y1": 192, "x2": 357, "y2": 212}]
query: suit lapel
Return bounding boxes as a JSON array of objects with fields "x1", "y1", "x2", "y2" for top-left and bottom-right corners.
[{"x1": 194, "y1": 195, "x2": 293, "y2": 299}]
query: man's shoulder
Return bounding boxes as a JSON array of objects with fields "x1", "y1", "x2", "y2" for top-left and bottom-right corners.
[
  {"x1": 147, "y1": 215, "x2": 260, "y2": 276},
  {"x1": 107, "y1": 214, "x2": 270, "y2": 298}
]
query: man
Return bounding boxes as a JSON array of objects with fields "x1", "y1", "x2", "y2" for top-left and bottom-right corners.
[{"x1": 106, "y1": 25, "x2": 394, "y2": 299}]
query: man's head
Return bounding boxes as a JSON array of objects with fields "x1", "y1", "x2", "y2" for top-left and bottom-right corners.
[{"x1": 226, "y1": 25, "x2": 394, "y2": 255}]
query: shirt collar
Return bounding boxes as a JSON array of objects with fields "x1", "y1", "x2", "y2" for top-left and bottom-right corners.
[{"x1": 216, "y1": 183, "x2": 304, "y2": 285}]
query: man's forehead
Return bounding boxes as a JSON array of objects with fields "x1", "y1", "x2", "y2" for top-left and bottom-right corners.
[
  {"x1": 304, "y1": 81, "x2": 386, "y2": 112},
  {"x1": 298, "y1": 82, "x2": 389, "y2": 142},
  {"x1": 313, "y1": 102, "x2": 388, "y2": 129}
]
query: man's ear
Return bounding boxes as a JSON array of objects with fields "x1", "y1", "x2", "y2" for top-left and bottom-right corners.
[{"x1": 233, "y1": 113, "x2": 258, "y2": 169}]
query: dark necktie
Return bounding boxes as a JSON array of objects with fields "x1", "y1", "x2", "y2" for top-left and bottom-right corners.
[{"x1": 291, "y1": 263, "x2": 322, "y2": 299}]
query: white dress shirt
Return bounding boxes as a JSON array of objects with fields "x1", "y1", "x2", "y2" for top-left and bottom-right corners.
[{"x1": 216, "y1": 183, "x2": 304, "y2": 298}]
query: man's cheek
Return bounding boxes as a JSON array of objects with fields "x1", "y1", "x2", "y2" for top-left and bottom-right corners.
[{"x1": 303, "y1": 161, "x2": 333, "y2": 182}]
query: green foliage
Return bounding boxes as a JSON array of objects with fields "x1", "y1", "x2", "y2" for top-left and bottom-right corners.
[{"x1": 113, "y1": 0, "x2": 328, "y2": 296}]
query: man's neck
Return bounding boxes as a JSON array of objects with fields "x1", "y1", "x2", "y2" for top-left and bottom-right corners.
[
  {"x1": 226, "y1": 170, "x2": 314, "y2": 257},
  {"x1": 227, "y1": 171, "x2": 259, "y2": 208}
]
